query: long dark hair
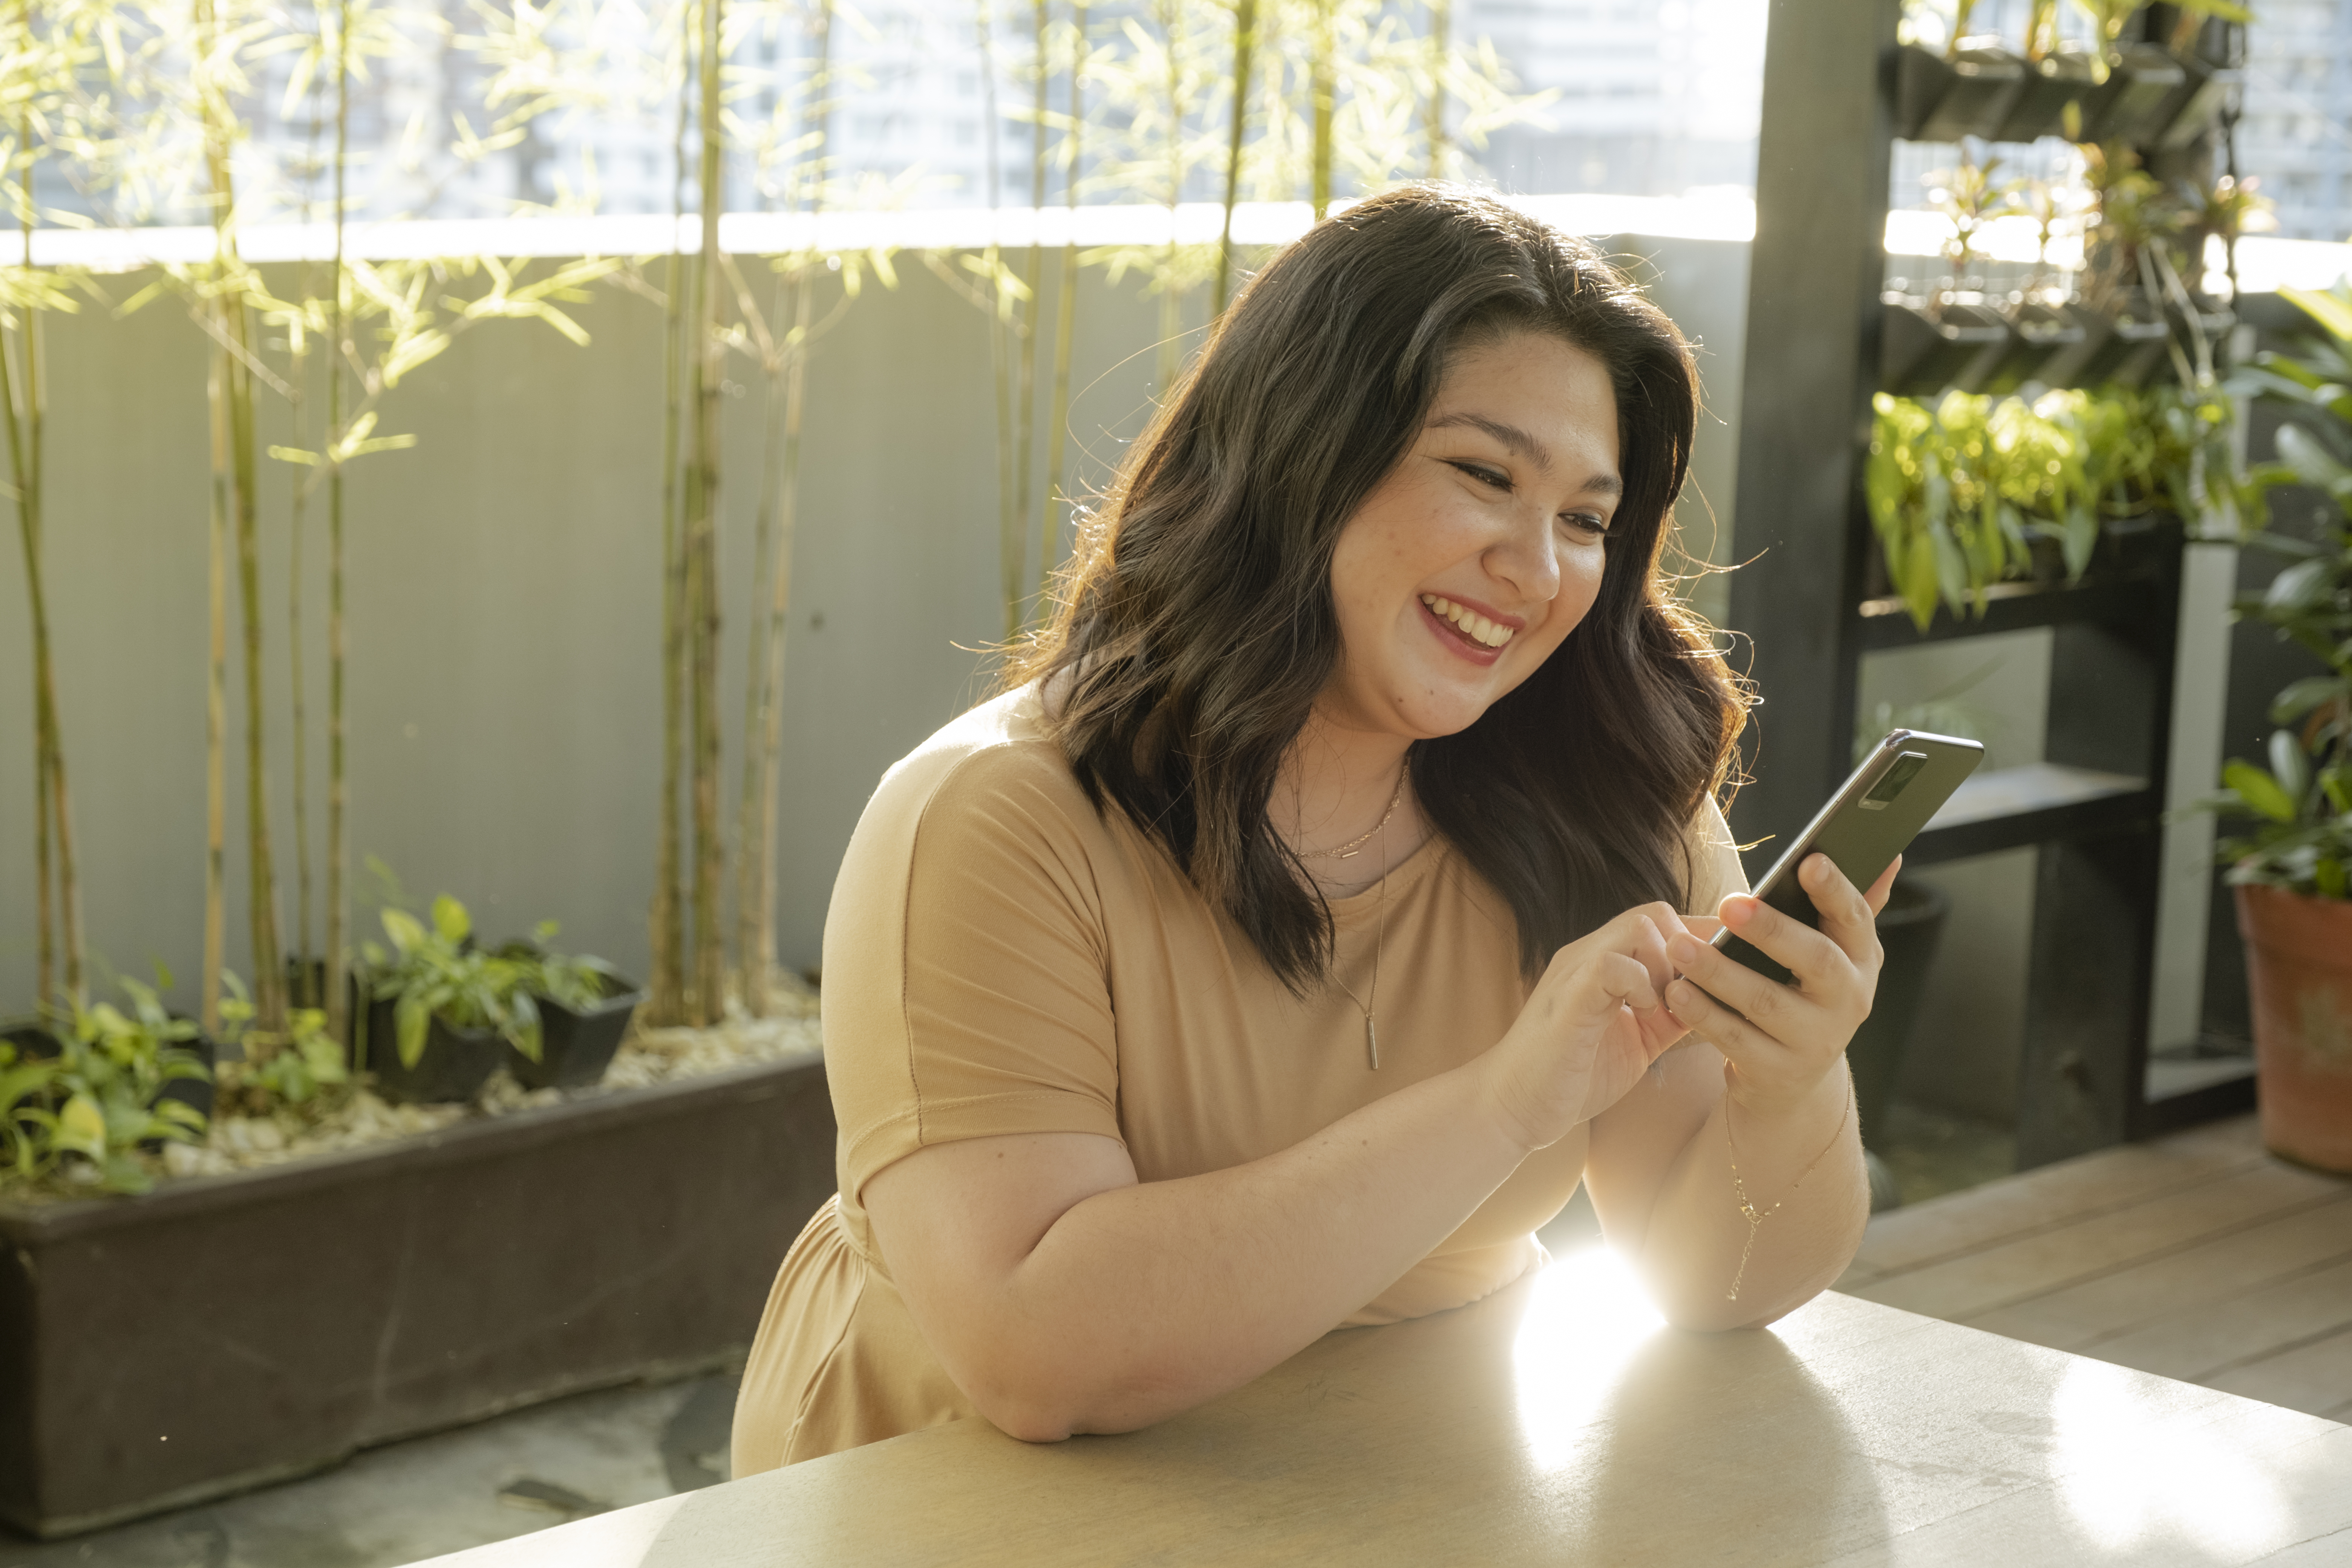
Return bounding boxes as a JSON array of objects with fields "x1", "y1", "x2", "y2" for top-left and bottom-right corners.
[{"x1": 1012, "y1": 183, "x2": 1746, "y2": 989}]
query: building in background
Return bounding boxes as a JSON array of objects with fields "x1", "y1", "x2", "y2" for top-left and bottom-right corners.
[{"x1": 2238, "y1": 0, "x2": 2352, "y2": 241}]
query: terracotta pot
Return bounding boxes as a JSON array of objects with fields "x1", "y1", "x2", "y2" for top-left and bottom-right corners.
[{"x1": 2235, "y1": 883, "x2": 2352, "y2": 1173}]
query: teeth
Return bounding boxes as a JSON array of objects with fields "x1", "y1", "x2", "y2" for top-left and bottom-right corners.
[{"x1": 1420, "y1": 594, "x2": 1514, "y2": 649}]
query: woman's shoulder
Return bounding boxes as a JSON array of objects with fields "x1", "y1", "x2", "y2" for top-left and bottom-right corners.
[
  {"x1": 1678, "y1": 792, "x2": 1748, "y2": 916},
  {"x1": 855, "y1": 684, "x2": 1101, "y2": 854}
]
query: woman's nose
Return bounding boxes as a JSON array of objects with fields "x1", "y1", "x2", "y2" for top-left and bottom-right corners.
[{"x1": 1485, "y1": 507, "x2": 1561, "y2": 603}]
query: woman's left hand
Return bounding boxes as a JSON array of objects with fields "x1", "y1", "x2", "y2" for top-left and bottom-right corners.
[{"x1": 1658, "y1": 854, "x2": 1899, "y2": 1119}]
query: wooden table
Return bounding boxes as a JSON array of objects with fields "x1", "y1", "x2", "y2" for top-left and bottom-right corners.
[{"x1": 415, "y1": 1249, "x2": 2352, "y2": 1566}]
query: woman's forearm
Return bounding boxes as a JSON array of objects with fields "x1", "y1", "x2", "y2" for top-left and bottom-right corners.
[
  {"x1": 940, "y1": 1061, "x2": 1534, "y2": 1441},
  {"x1": 1632, "y1": 1065, "x2": 1868, "y2": 1331}
]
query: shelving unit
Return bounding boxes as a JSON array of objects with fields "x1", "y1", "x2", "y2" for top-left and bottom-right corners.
[{"x1": 1724, "y1": 0, "x2": 2244, "y2": 1170}]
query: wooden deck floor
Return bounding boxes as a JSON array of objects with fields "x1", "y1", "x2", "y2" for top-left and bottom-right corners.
[{"x1": 1835, "y1": 1114, "x2": 2352, "y2": 1423}]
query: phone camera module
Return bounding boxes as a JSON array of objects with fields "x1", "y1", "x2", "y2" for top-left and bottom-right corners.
[{"x1": 1859, "y1": 750, "x2": 1929, "y2": 811}]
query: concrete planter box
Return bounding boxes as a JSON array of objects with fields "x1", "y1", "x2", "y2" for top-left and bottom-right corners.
[{"x1": 0, "y1": 1054, "x2": 835, "y2": 1539}]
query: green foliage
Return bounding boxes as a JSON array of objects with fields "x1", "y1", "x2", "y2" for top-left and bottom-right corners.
[
  {"x1": 0, "y1": 976, "x2": 211, "y2": 1198},
  {"x1": 1865, "y1": 384, "x2": 2238, "y2": 629},
  {"x1": 216, "y1": 971, "x2": 349, "y2": 1112},
  {"x1": 357, "y1": 894, "x2": 618, "y2": 1071},
  {"x1": 2201, "y1": 284, "x2": 2352, "y2": 901}
]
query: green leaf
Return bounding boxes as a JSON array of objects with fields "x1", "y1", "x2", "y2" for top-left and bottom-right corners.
[
  {"x1": 431, "y1": 894, "x2": 471, "y2": 946},
  {"x1": 2275, "y1": 424, "x2": 2352, "y2": 502},
  {"x1": 2284, "y1": 284, "x2": 2352, "y2": 348},
  {"x1": 396, "y1": 995, "x2": 429, "y2": 1071},
  {"x1": 2271, "y1": 676, "x2": 2347, "y2": 726},
  {"x1": 2272, "y1": 729, "x2": 2314, "y2": 805},
  {"x1": 2225, "y1": 759, "x2": 2299, "y2": 823},
  {"x1": 382, "y1": 908, "x2": 427, "y2": 953},
  {"x1": 56, "y1": 1092, "x2": 106, "y2": 1161},
  {"x1": 2265, "y1": 557, "x2": 2335, "y2": 614},
  {"x1": 2319, "y1": 857, "x2": 2349, "y2": 900}
]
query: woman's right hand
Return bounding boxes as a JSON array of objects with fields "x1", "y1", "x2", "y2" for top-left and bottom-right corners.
[{"x1": 1477, "y1": 902, "x2": 1695, "y2": 1152}]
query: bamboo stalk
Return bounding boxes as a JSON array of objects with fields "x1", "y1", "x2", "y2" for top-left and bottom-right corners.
[
  {"x1": 6, "y1": 32, "x2": 80, "y2": 1012},
  {"x1": 1156, "y1": 0, "x2": 1184, "y2": 395},
  {"x1": 197, "y1": 0, "x2": 231, "y2": 1037},
  {"x1": 197, "y1": 22, "x2": 287, "y2": 1035},
  {"x1": 325, "y1": 0, "x2": 350, "y2": 1047},
  {"x1": 289, "y1": 73, "x2": 321, "y2": 1008},
  {"x1": 1213, "y1": 0, "x2": 1257, "y2": 315},
  {"x1": 648, "y1": 0, "x2": 695, "y2": 1026},
  {"x1": 4, "y1": 289, "x2": 56, "y2": 1014},
  {"x1": 734, "y1": 280, "x2": 782, "y2": 1015},
  {"x1": 24, "y1": 168, "x2": 74, "y2": 1011},
  {"x1": 738, "y1": 0, "x2": 832, "y2": 1017},
  {"x1": 980, "y1": 0, "x2": 1021, "y2": 641},
  {"x1": 686, "y1": 0, "x2": 727, "y2": 1024},
  {"x1": 204, "y1": 331, "x2": 230, "y2": 1038},
  {"x1": 1309, "y1": 0, "x2": 1334, "y2": 220},
  {"x1": 1014, "y1": 0, "x2": 1047, "y2": 626},
  {"x1": 1035, "y1": 0, "x2": 1085, "y2": 605},
  {"x1": 1423, "y1": 0, "x2": 1448, "y2": 177}
]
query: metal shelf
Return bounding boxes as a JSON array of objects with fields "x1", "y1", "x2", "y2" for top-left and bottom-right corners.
[
  {"x1": 1853, "y1": 568, "x2": 2171, "y2": 651},
  {"x1": 1908, "y1": 764, "x2": 2154, "y2": 864}
]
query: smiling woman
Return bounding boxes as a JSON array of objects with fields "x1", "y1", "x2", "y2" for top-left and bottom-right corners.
[{"x1": 730, "y1": 184, "x2": 1888, "y2": 1476}]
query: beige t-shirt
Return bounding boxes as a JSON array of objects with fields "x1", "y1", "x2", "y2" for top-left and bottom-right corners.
[{"x1": 730, "y1": 685, "x2": 1744, "y2": 1474}]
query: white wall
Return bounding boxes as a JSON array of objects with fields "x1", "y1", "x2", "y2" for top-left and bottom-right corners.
[{"x1": 0, "y1": 232, "x2": 1750, "y2": 1014}]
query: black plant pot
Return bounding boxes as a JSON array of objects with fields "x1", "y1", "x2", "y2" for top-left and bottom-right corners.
[
  {"x1": 1978, "y1": 301, "x2": 2088, "y2": 394},
  {"x1": 281, "y1": 955, "x2": 336, "y2": 1017},
  {"x1": 358, "y1": 997, "x2": 504, "y2": 1106},
  {"x1": 2077, "y1": 43, "x2": 2185, "y2": 144},
  {"x1": 1991, "y1": 48, "x2": 2100, "y2": 143},
  {"x1": 509, "y1": 972, "x2": 645, "y2": 1092},
  {"x1": 0, "y1": 1020, "x2": 65, "y2": 1063},
  {"x1": 1882, "y1": 300, "x2": 2012, "y2": 396},
  {"x1": 1850, "y1": 878, "x2": 1951, "y2": 1145},
  {"x1": 150, "y1": 1034, "x2": 217, "y2": 1140},
  {"x1": 1896, "y1": 41, "x2": 2028, "y2": 143}
]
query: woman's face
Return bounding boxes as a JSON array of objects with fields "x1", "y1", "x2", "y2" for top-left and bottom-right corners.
[{"x1": 1321, "y1": 330, "x2": 1625, "y2": 743}]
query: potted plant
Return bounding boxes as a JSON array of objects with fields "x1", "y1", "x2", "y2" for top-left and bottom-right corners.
[
  {"x1": 491, "y1": 924, "x2": 645, "y2": 1091},
  {"x1": 0, "y1": 986, "x2": 210, "y2": 1197},
  {"x1": 355, "y1": 896, "x2": 548, "y2": 1104},
  {"x1": 2205, "y1": 285, "x2": 2352, "y2": 1173},
  {"x1": 214, "y1": 972, "x2": 350, "y2": 1116}
]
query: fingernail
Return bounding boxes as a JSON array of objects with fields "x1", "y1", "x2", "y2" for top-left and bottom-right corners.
[
  {"x1": 1724, "y1": 897, "x2": 1756, "y2": 927},
  {"x1": 1669, "y1": 936, "x2": 1700, "y2": 964}
]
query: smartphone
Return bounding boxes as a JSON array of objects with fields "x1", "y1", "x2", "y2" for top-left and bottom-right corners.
[{"x1": 1708, "y1": 730, "x2": 1984, "y2": 988}]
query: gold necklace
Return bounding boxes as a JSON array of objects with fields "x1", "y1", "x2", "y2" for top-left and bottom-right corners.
[
  {"x1": 1298, "y1": 767, "x2": 1408, "y2": 860},
  {"x1": 1329, "y1": 806, "x2": 1391, "y2": 1071}
]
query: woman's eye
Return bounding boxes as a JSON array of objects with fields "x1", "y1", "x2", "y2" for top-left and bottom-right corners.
[
  {"x1": 1449, "y1": 461, "x2": 1511, "y2": 492},
  {"x1": 1560, "y1": 513, "x2": 1611, "y2": 539}
]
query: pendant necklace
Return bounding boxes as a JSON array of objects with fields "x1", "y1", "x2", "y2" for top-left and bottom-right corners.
[{"x1": 1321, "y1": 762, "x2": 1405, "y2": 1071}]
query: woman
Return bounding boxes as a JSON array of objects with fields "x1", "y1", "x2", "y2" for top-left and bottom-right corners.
[{"x1": 731, "y1": 184, "x2": 1887, "y2": 1473}]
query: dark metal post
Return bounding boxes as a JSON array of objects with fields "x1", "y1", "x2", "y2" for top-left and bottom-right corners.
[{"x1": 1724, "y1": 0, "x2": 1899, "y2": 872}]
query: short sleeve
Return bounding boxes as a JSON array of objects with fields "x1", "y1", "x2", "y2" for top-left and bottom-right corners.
[
  {"x1": 1680, "y1": 794, "x2": 1749, "y2": 916},
  {"x1": 821, "y1": 740, "x2": 1122, "y2": 1206}
]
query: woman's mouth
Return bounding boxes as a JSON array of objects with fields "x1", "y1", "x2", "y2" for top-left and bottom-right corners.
[{"x1": 1418, "y1": 594, "x2": 1516, "y2": 664}]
